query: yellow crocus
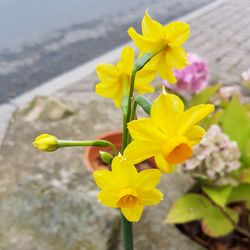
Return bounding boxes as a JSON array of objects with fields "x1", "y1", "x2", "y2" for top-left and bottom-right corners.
[
  {"x1": 33, "y1": 134, "x2": 58, "y2": 152},
  {"x1": 124, "y1": 93, "x2": 214, "y2": 173},
  {"x1": 96, "y1": 46, "x2": 155, "y2": 107},
  {"x1": 93, "y1": 154, "x2": 163, "y2": 222},
  {"x1": 128, "y1": 10, "x2": 190, "y2": 83}
]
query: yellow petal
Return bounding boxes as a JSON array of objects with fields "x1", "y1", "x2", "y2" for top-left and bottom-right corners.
[
  {"x1": 117, "y1": 47, "x2": 134, "y2": 74},
  {"x1": 157, "y1": 53, "x2": 176, "y2": 82},
  {"x1": 154, "y1": 154, "x2": 176, "y2": 173},
  {"x1": 112, "y1": 86, "x2": 123, "y2": 108},
  {"x1": 164, "y1": 21, "x2": 190, "y2": 47},
  {"x1": 124, "y1": 140, "x2": 161, "y2": 164},
  {"x1": 121, "y1": 204, "x2": 144, "y2": 222},
  {"x1": 111, "y1": 155, "x2": 138, "y2": 186},
  {"x1": 135, "y1": 69, "x2": 156, "y2": 93},
  {"x1": 143, "y1": 53, "x2": 161, "y2": 70},
  {"x1": 165, "y1": 47, "x2": 188, "y2": 69},
  {"x1": 151, "y1": 93, "x2": 184, "y2": 137},
  {"x1": 98, "y1": 190, "x2": 119, "y2": 208},
  {"x1": 179, "y1": 104, "x2": 215, "y2": 134},
  {"x1": 135, "y1": 84, "x2": 154, "y2": 94},
  {"x1": 142, "y1": 10, "x2": 164, "y2": 39},
  {"x1": 95, "y1": 81, "x2": 122, "y2": 107},
  {"x1": 139, "y1": 189, "x2": 163, "y2": 206},
  {"x1": 128, "y1": 27, "x2": 161, "y2": 52},
  {"x1": 162, "y1": 136, "x2": 192, "y2": 164},
  {"x1": 93, "y1": 170, "x2": 120, "y2": 190},
  {"x1": 127, "y1": 118, "x2": 167, "y2": 142},
  {"x1": 95, "y1": 81, "x2": 119, "y2": 98},
  {"x1": 184, "y1": 125, "x2": 205, "y2": 146},
  {"x1": 96, "y1": 64, "x2": 120, "y2": 82},
  {"x1": 135, "y1": 169, "x2": 162, "y2": 190}
]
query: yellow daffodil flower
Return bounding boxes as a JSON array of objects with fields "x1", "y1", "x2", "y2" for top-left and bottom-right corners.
[
  {"x1": 33, "y1": 134, "x2": 58, "y2": 152},
  {"x1": 93, "y1": 154, "x2": 163, "y2": 222},
  {"x1": 96, "y1": 46, "x2": 155, "y2": 107},
  {"x1": 124, "y1": 93, "x2": 214, "y2": 173},
  {"x1": 128, "y1": 10, "x2": 190, "y2": 83}
]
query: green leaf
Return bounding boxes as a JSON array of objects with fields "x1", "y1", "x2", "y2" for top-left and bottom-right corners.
[
  {"x1": 201, "y1": 207, "x2": 238, "y2": 238},
  {"x1": 201, "y1": 109, "x2": 223, "y2": 129},
  {"x1": 239, "y1": 168, "x2": 250, "y2": 184},
  {"x1": 165, "y1": 194, "x2": 212, "y2": 224},
  {"x1": 203, "y1": 185, "x2": 232, "y2": 207},
  {"x1": 220, "y1": 97, "x2": 250, "y2": 166},
  {"x1": 243, "y1": 140, "x2": 250, "y2": 166},
  {"x1": 135, "y1": 95, "x2": 152, "y2": 115},
  {"x1": 189, "y1": 84, "x2": 221, "y2": 107},
  {"x1": 228, "y1": 183, "x2": 250, "y2": 203},
  {"x1": 246, "y1": 201, "x2": 250, "y2": 210}
]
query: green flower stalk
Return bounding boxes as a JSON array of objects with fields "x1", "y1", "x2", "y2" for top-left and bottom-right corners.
[{"x1": 33, "y1": 134, "x2": 117, "y2": 156}]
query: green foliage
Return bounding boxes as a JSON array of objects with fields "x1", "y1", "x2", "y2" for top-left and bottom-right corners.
[
  {"x1": 189, "y1": 84, "x2": 221, "y2": 106},
  {"x1": 188, "y1": 84, "x2": 222, "y2": 129},
  {"x1": 203, "y1": 185, "x2": 232, "y2": 207},
  {"x1": 220, "y1": 97, "x2": 250, "y2": 166},
  {"x1": 228, "y1": 183, "x2": 250, "y2": 203},
  {"x1": 239, "y1": 168, "x2": 250, "y2": 183},
  {"x1": 165, "y1": 194, "x2": 212, "y2": 224},
  {"x1": 201, "y1": 207, "x2": 238, "y2": 238},
  {"x1": 201, "y1": 109, "x2": 223, "y2": 130},
  {"x1": 246, "y1": 201, "x2": 250, "y2": 210},
  {"x1": 135, "y1": 95, "x2": 151, "y2": 115},
  {"x1": 166, "y1": 192, "x2": 240, "y2": 238}
]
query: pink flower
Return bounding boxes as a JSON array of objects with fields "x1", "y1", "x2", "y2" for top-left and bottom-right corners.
[{"x1": 163, "y1": 53, "x2": 209, "y2": 99}]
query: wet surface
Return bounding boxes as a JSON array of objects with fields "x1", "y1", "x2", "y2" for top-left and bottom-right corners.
[{"x1": 0, "y1": 0, "x2": 214, "y2": 104}]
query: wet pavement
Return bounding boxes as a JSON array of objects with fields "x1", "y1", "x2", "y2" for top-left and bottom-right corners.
[{"x1": 0, "y1": 0, "x2": 213, "y2": 104}]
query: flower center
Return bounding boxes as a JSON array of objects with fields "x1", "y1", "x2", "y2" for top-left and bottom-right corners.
[
  {"x1": 162, "y1": 136, "x2": 193, "y2": 164},
  {"x1": 117, "y1": 188, "x2": 139, "y2": 208}
]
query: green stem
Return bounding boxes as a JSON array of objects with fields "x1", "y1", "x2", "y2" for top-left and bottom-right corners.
[
  {"x1": 206, "y1": 195, "x2": 250, "y2": 238},
  {"x1": 119, "y1": 51, "x2": 158, "y2": 250},
  {"x1": 126, "y1": 69, "x2": 137, "y2": 124},
  {"x1": 121, "y1": 213, "x2": 133, "y2": 250},
  {"x1": 122, "y1": 110, "x2": 128, "y2": 153},
  {"x1": 121, "y1": 95, "x2": 134, "y2": 250},
  {"x1": 127, "y1": 99, "x2": 137, "y2": 145},
  {"x1": 217, "y1": 206, "x2": 250, "y2": 238},
  {"x1": 129, "y1": 98, "x2": 137, "y2": 121},
  {"x1": 58, "y1": 140, "x2": 118, "y2": 156}
]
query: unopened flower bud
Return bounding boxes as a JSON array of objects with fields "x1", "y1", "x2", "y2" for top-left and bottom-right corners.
[
  {"x1": 33, "y1": 134, "x2": 58, "y2": 152},
  {"x1": 100, "y1": 151, "x2": 113, "y2": 165}
]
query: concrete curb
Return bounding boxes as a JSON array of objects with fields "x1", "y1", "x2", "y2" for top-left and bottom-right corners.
[
  {"x1": 0, "y1": 104, "x2": 16, "y2": 146},
  {"x1": 0, "y1": 0, "x2": 229, "y2": 145}
]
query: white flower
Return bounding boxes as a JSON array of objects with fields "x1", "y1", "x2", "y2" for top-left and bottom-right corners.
[{"x1": 180, "y1": 125, "x2": 241, "y2": 186}]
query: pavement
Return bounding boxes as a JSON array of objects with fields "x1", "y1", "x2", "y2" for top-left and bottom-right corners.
[
  {"x1": 0, "y1": 0, "x2": 213, "y2": 104},
  {"x1": 0, "y1": 0, "x2": 249, "y2": 249}
]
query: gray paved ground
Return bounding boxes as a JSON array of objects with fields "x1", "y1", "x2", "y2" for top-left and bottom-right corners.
[
  {"x1": 185, "y1": 0, "x2": 250, "y2": 84},
  {"x1": 0, "y1": 0, "x2": 213, "y2": 104}
]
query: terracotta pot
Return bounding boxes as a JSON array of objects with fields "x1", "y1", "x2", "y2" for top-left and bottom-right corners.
[
  {"x1": 83, "y1": 130, "x2": 156, "y2": 171},
  {"x1": 83, "y1": 130, "x2": 122, "y2": 171}
]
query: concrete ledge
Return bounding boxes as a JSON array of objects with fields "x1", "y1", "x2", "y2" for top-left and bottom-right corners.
[{"x1": 0, "y1": 104, "x2": 16, "y2": 145}]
